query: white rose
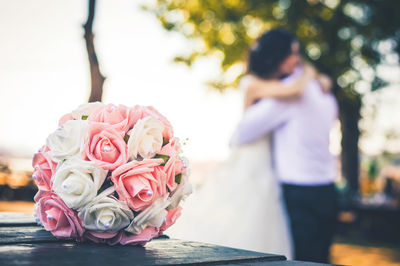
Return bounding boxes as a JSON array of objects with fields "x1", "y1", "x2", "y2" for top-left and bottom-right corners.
[
  {"x1": 125, "y1": 195, "x2": 170, "y2": 234},
  {"x1": 46, "y1": 119, "x2": 87, "y2": 161},
  {"x1": 127, "y1": 116, "x2": 164, "y2": 160},
  {"x1": 71, "y1": 102, "x2": 104, "y2": 120},
  {"x1": 78, "y1": 187, "x2": 134, "y2": 233},
  {"x1": 52, "y1": 158, "x2": 108, "y2": 210},
  {"x1": 168, "y1": 172, "x2": 192, "y2": 210}
]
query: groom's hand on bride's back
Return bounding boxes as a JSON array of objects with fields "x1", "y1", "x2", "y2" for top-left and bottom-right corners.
[{"x1": 302, "y1": 62, "x2": 333, "y2": 93}]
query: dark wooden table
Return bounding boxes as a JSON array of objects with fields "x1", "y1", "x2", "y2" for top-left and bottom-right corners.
[{"x1": 0, "y1": 212, "x2": 330, "y2": 265}]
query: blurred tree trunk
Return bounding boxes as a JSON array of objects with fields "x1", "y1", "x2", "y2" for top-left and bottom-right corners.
[
  {"x1": 83, "y1": 0, "x2": 105, "y2": 103},
  {"x1": 338, "y1": 90, "x2": 362, "y2": 195}
]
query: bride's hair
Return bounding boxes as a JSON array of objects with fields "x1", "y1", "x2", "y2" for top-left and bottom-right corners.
[{"x1": 247, "y1": 29, "x2": 297, "y2": 79}]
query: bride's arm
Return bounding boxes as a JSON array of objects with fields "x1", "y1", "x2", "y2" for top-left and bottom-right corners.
[{"x1": 244, "y1": 65, "x2": 316, "y2": 109}]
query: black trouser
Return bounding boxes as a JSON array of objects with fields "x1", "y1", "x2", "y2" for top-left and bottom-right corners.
[{"x1": 282, "y1": 183, "x2": 338, "y2": 263}]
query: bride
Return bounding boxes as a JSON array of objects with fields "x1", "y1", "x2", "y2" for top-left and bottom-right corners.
[{"x1": 165, "y1": 30, "x2": 331, "y2": 260}]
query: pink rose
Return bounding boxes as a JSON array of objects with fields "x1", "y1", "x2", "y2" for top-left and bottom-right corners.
[
  {"x1": 84, "y1": 227, "x2": 159, "y2": 246},
  {"x1": 84, "y1": 230, "x2": 119, "y2": 244},
  {"x1": 32, "y1": 146, "x2": 57, "y2": 191},
  {"x1": 159, "y1": 206, "x2": 182, "y2": 234},
  {"x1": 34, "y1": 189, "x2": 51, "y2": 203},
  {"x1": 111, "y1": 159, "x2": 166, "y2": 211},
  {"x1": 84, "y1": 122, "x2": 128, "y2": 170},
  {"x1": 36, "y1": 193, "x2": 85, "y2": 239},
  {"x1": 118, "y1": 227, "x2": 160, "y2": 245},
  {"x1": 88, "y1": 104, "x2": 140, "y2": 133},
  {"x1": 158, "y1": 138, "x2": 183, "y2": 192},
  {"x1": 58, "y1": 113, "x2": 74, "y2": 126},
  {"x1": 141, "y1": 106, "x2": 173, "y2": 139}
]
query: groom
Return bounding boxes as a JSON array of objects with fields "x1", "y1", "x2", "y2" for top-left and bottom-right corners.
[{"x1": 232, "y1": 29, "x2": 338, "y2": 263}]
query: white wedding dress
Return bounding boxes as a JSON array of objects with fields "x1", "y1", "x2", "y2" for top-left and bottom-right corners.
[{"x1": 165, "y1": 137, "x2": 293, "y2": 259}]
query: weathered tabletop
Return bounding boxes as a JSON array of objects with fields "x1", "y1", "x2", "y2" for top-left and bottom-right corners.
[{"x1": 0, "y1": 212, "x2": 330, "y2": 265}]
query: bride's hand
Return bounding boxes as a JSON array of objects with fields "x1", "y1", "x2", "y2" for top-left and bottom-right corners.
[
  {"x1": 302, "y1": 63, "x2": 333, "y2": 93},
  {"x1": 316, "y1": 74, "x2": 333, "y2": 93},
  {"x1": 302, "y1": 63, "x2": 317, "y2": 80}
]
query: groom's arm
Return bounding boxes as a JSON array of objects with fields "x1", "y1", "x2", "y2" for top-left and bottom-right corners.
[{"x1": 231, "y1": 99, "x2": 294, "y2": 145}]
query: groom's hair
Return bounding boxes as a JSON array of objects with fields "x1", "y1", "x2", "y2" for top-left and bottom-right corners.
[{"x1": 247, "y1": 29, "x2": 297, "y2": 79}]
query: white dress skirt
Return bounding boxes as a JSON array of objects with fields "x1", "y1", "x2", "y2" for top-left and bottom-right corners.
[{"x1": 165, "y1": 137, "x2": 293, "y2": 259}]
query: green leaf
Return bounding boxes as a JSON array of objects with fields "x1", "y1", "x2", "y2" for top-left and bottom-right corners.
[
  {"x1": 124, "y1": 135, "x2": 130, "y2": 143},
  {"x1": 154, "y1": 154, "x2": 170, "y2": 165},
  {"x1": 81, "y1": 115, "x2": 88, "y2": 120},
  {"x1": 175, "y1": 173, "x2": 182, "y2": 184},
  {"x1": 163, "y1": 137, "x2": 169, "y2": 146}
]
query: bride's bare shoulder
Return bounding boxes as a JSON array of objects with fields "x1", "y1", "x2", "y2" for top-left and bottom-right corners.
[{"x1": 238, "y1": 75, "x2": 255, "y2": 93}]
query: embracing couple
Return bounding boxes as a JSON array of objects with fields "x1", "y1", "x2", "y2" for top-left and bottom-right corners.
[{"x1": 168, "y1": 29, "x2": 338, "y2": 263}]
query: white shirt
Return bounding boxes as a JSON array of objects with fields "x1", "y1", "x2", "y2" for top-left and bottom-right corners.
[{"x1": 231, "y1": 73, "x2": 338, "y2": 185}]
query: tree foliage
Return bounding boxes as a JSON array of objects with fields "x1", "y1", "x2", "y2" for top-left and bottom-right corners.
[{"x1": 145, "y1": 0, "x2": 400, "y2": 94}]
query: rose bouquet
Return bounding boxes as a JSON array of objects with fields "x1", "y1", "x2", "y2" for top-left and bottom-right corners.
[{"x1": 32, "y1": 102, "x2": 192, "y2": 245}]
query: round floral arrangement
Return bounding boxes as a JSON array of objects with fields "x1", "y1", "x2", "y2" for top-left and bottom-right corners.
[{"x1": 32, "y1": 102, "x2": 192, "y2": 245}]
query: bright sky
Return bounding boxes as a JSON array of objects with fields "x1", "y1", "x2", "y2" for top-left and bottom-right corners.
[{"x1": 0, "y1": 0, "x2": 243, "y2": 162}]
